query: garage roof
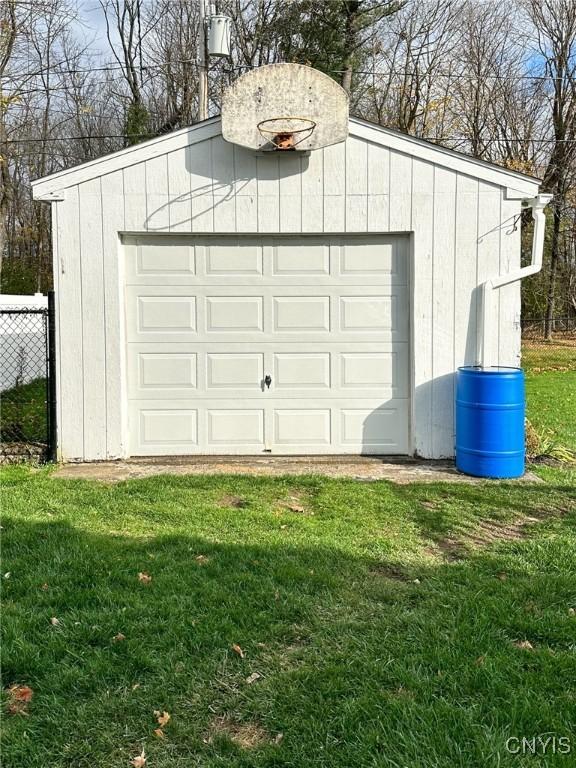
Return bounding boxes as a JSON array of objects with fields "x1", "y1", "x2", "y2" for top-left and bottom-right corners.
[{"x1": 32, "y1": 115, "x2": 541, "y2": 201}]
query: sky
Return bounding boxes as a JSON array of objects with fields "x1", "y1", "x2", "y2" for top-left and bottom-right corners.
[{"x1": 75, "y1": 1, "x2": 120, "y2": 60}]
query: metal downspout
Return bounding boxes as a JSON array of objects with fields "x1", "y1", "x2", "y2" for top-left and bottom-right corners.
[{"x1": 478, "y1": 193, "x2": 552, "y2": 368}]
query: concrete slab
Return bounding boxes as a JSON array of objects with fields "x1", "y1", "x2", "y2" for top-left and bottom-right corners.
[{"x1": 52, "y1": 456, "x2": 542, "y2": 484}]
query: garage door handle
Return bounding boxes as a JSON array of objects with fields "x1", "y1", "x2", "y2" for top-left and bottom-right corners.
[{"x1": 264, "y1": 375, "x2": 272, "y2": 389}]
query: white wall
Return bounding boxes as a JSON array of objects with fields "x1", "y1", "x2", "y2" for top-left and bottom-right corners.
[
  {"x1": 50, "y1": 128, "x2": 528, "y2": 461},
  {"x1": 0, "y1": 294, "x2": 48, "y2": 392}
]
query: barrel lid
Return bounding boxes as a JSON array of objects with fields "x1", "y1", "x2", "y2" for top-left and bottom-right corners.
[{"x1": 458, "y1": 366, "x2": 524, "y2": 374}]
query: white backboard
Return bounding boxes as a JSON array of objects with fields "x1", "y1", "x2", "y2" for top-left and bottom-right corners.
[{"x1": 222, "y1": 64, "x2": 349, "y2": 151}]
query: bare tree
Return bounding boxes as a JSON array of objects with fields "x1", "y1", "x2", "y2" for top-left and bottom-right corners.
[
  {"x1": 100, "y1": 0, "x2": 159, "y2": 143},
  {"x1": 0, "y1": 0, "x2": 18, "y2": 278},
  {"x1": 522, "y1": 0, "x2": 576, "y2": 337},
  {"x1": 361, "y1": 0, "x2": 459, "y2": 136},
  {"x1": 0, "y1": 0, "x2": 574, "y2": 324}
]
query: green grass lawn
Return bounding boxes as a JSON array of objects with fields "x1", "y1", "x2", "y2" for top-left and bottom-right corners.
[
  {"x1": 521, "y1": 340, "x2": 575, "y2": 372},
  {"x1": 2, "y1": 344, "x2": 575, "y2": 767},
  {"x1": 0, "y1": 378, "x2": 47, "y2": 443},
  {"x1": 2, "y1": 466, "x2": 576, "y2": 768},
  {"x1": 526, "y1": 370, "x2": 576, "y2": 450},
  {"x1": 523, "y1": 340, "x2": 576, "y2": 452}
]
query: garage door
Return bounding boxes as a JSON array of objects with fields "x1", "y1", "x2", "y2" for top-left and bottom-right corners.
[{"x1": 124, "y1": 235, "x2": 409, "y2": 455}]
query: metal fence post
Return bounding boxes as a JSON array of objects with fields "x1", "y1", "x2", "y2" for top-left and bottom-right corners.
[{"x1": 47, "y1": 291, "x2": 57, "y2": 462}]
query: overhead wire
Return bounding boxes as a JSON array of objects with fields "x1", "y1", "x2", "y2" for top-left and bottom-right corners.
[
  {"x1": 4, "y1": 133, "x2": 576, "y2": 145},
  {"x1": 3, "y1": 61, "x2": 563, "y2": 81}
]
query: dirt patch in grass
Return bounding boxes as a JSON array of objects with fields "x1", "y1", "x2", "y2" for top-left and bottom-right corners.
[
  {"x1": 275, "y1": 491, "x2": 313, "y2": 515},
  {"x1": 425, "y1": 537, "x2": 467, "y2": 562},
  {"x1": 369, "y1": 564, "x2": 413, "y2": 581},
  {"x1": 204, "y1": 716, "x2": 273, "y2": 749},
  {"x1": 218, "y1": 495, "x2": 249, "y2": 509},
  {"x1": 428, "y1": 510, "x2": 566, "y2": 560},
  {"x1": 385, "y1": 685, "x2": 416, "y2": 700},
  {"x1": 466, "y1": 516, "x2": 541, "y2": 547}
]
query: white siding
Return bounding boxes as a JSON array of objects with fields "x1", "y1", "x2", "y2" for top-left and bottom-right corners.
[
  {"x1": 79, "y1": 178, "x2": 107, "y2": 459},
  {"x1": 101, "y1": 170, "x2": 125, "y2": 457},
  {"x1": 55, "y1": 188, "x2": 84, "y2": 459},
  {"x1": 50, "y1": 129, "x2": 527, "y2": 461},
  {"x1": 498, "y1": 199, "x2": 522, "y2": 367},
  {"x1": 411, "y1": 159, "x2": 434, "y2": 457},
  {"x1": 431, "y1": 167, "x2": 457, "y2": 458}
]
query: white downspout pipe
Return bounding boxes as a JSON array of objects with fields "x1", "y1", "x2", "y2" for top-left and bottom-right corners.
[{"x1": 478, "y1": 193, "x2": 553, "y2": 368}]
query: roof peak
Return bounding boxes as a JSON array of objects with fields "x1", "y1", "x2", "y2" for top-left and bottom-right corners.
[{"x1": 32, "y1": 115, "x2": 540, "y2": 201}]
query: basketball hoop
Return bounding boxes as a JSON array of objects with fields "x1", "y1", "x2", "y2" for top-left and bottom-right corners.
[
  {"x1": 257, "y1": 117, "x2": 317, "y2": 150},
  {"x1": 222, "y1": 64, "x2": 348, "y2": 152}
]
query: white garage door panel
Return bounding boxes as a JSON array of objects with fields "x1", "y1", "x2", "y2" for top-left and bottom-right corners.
[
  {"x1": 208, "y1": 410, "x2": 265, "y2": 445},
  {"x1": 341, "y1": 405, "x2": 408, "y2": 448},
  {"x1": 138, "y1": 242, "x2": 195, "y2": 274},
  {"x1": 126, "y1": 235, "x2": 409, "y2": 455},
  {"x1": 129, "y1": 399, "x2": 409, "y2": 455},
  {"x1": 124, "y1": 235, "x2": 408, "y2": 286},
  {"x1": 207, "y1": 353, "x2": 264, "y2": 389},
  {"x1": 207, "y1": 242, "x2": 262, "y2": 274},
  {"x1": 139, "y1": 353, "x2": 197, "y2": 389},
  {"x1": 274, "y1": 353, "x2": 330, "y2": 389},
  {"x1": 139, "y1": 408, "x2": 198, "y2": 447},
  {"x1": 126, "y1": 286, "x2": 407, "y2": 343},
  {"x1": 138, "y1": 295, "x2": 196, "y2": 332},
  {"x1": 127, "y1": 343, "x2": 408, "y2": 400}
]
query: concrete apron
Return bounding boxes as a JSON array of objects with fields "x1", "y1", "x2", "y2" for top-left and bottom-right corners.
[{"x1": 52, "y1": 456, "x2": 542, "y2": 484}]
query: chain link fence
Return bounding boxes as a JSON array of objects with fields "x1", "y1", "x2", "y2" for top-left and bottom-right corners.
[
  {"x1": 0, "y1": 293, "x2": 56, "y2": 462},
  {"x1": 521, "y1": 316, "x2": 576, "y2": 372}
]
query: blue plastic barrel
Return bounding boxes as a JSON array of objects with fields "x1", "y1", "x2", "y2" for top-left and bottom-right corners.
[{"x1": 456, "y1": 366, "x2": 525, "y2": 478}]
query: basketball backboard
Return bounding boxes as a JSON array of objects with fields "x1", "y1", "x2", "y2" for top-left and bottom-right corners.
[{"x1": 221, "y1": 63, "x2": 349, "y2": 152}]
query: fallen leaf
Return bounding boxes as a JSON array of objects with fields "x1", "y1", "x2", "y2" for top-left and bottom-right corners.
[
  {"x1": 6, "y1": 685, "x2": 33, "y2": 715},
  {"x1": 50, "y1": 617, "x2": 59, "y2": 626},
  {"x1": 130, "y1": 750, "x2": 146, "y2": 767},
  {"x1": 514, "y1": 640, "x2": 534, "y2": 650},
  {"x1": 195, "y1": 555, "x2": 209, "y2": 564},
  {"x1": 112, "y1": 633, "x2": 126, "y2": 642},
  {"x1": 9, "y1": 685, "x2": 33, "y2": 702},
  {"x1": 154, "y1": 710, "x2": 171, "y2": 727},
  {"x1": 475, "y1": 655, "x2": 485, "y2": 666},
  {"x1": 246, "y1": 672, "x2": 261, "y2": 685},
  {"x1": 496, "y1": 572, "x2": 508, "y2": 581},
  {"x1": 231, "y1": 643, "x2": 245, "y2": 658},
  {"x1": 138, "y1": 572, "x2": 152, "y2": 585},
  {"x1": 153, "y1": 728, "x2": 165, "y2": 739}
]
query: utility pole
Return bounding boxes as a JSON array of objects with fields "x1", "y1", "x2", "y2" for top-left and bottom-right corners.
[{"x1": 198, "y1": 0, "x2": 208, "y2": 121}]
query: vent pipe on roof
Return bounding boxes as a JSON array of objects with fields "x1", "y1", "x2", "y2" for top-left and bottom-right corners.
[{"x1": 477, "y1": 193, "x2": 552, "y2": 368}]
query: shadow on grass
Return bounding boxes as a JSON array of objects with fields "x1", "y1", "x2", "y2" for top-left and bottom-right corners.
[{"x1": 2, "y1": 504, "x2": 576, "y2": 768}]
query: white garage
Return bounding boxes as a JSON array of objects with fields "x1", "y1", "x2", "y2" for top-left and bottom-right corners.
[
  {"x1": 32, "y1": 81, "x2": 543, "y2": 463},
  {"x1": 125, "y1": 235, "x2": 409, "y2": 455}
]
